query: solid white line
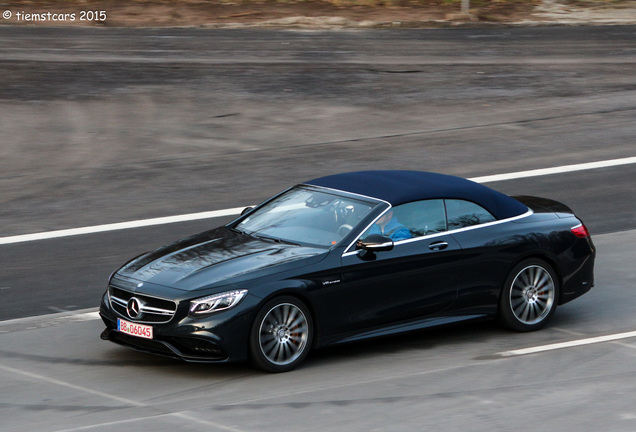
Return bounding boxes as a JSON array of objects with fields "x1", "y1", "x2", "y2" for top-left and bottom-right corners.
[
  {"x1": 468, "y1": 156, "x2": 636, "y2": 183},
  {"x1": 0, "y1": 308, "x2": 101, "y2": 327},
  {"x1": 497, "y1": 330, "x2": 636, "y2": 357},
  {"x1": 0, "y1": 207, "x2": 247, "y2": 246},
  {"x1": 1, "y1": 156, "x2": 635, "y2": 246}
]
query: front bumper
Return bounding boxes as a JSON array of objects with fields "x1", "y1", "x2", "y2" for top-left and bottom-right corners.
[{"x1": 99, "y1": 291, "x2": 257, "y2": 363}]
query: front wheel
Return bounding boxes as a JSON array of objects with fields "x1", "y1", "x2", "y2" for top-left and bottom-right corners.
[
  {"x1": 499, "y1": 259, "x2": 559, "y2": 332},
  {"x1": 249, "y1": 296, "x2": 313, "y2": 373}
]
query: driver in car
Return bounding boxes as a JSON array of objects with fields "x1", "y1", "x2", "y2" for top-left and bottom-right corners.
[{"x1": 367, "y1": 210, "x2": 412, "y2": 241}]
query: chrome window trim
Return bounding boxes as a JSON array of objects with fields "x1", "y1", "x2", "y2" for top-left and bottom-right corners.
[
  {"x1": 342, "y1": 205, "x2": 394, "y2": 254},
  {"x1": 236, "y1": 183, "x2": 388, "y2": 250},
  {"x1": 298, "y1": 184, "x2": 392, "y2": 251},
  {"x1": 342, "y1": 208, "x2": 534, "y2": 257},
  {"x1": 298, "y1": 184, "x2": 389, "y2": 207}
]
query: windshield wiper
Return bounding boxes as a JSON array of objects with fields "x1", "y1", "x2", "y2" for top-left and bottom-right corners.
[
  {"x1": 251, "y1": 233, "x2": 300, "y2": 247},
  {"x1": 228, "y1": 226, "x2": 244, "y2": 234},
  {"x1": 274, "y1": 238, "x2": 302, "y2": 246}
]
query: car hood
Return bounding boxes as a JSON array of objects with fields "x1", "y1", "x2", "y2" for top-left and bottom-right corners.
[{"x1": 116, "y1": 227, "x2": 326, "y2": 291}]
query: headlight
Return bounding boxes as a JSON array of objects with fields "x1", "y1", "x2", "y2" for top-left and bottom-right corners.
[{"x1": 189, "y1": 290, "x2": 248, "y2": 317}]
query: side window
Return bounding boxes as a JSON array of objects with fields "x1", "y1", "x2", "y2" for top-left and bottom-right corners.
[
  {"x1": 391, "y1": 200, "x2": 447, "y2": 238},
  {"x1": 445, "y1": 199, "x2": 496, "y2": 230}
]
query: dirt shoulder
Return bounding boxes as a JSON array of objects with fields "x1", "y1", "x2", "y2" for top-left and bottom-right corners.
[{"x1": 1, "y1": 0, "x2": 635, "y2": 28}]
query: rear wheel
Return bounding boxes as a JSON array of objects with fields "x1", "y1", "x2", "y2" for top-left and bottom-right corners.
[
  {"x1": 499, "y1": 259, "x2": 559, "y2": 332},
  {"x1": 249, "y1": 296, "x2": 313, "y2": 373}
]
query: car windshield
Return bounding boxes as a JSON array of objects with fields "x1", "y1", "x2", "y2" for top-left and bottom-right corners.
[{"x1": 235, "y1": 187, "x2": 378, "y2": 248}]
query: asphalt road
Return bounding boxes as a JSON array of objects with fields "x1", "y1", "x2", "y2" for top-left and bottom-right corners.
[{"x1": 0, "y1": 25, "x2": 635, "y2": 432}]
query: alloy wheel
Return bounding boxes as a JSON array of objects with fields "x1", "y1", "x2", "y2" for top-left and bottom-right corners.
[
  {"x1": 258, "y1": 302, "x2": 310, "y2": 366},
  {"x1": 509, "y1": 265, "x2": 556, "y2": 325}
]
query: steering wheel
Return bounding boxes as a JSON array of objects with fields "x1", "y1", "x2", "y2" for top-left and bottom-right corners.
[{"x1": 338, "y1": 224, "x2": 353, "y2": 238}]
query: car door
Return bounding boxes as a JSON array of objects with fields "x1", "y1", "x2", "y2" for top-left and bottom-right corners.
[
  {"x1": 444, "y1": 199, "x2": 515, "y2": 314},
  {"x1": 323, "y1": 200, "x2": 465, "y2": 337}
]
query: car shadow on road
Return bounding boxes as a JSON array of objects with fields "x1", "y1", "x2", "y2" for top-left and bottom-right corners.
[{"x1": 307, "y1": 319, "x2": 504, "y2": 365}]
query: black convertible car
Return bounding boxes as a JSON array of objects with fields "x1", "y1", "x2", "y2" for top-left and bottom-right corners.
[{"x1": 99, "y1": 171, "x2": 595, "y2": 372}]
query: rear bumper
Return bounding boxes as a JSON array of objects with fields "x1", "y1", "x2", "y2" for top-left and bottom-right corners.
[{"x1": 559, "y1": 237, "x2": 596, "y2": 305}]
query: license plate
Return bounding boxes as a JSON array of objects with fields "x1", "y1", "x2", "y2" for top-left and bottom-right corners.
[{"x1": 117, "y1": 318, "x2": 153, "y2": 340}]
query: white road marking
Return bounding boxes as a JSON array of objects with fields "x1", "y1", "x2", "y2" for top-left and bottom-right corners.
[
  {"x1": 0, "y1": 308, "x2": 101, "y2": 326},
  {"x1": 0, "y1": 362, "x2": 247, "y2": 432},
  {"x1": 0, "y1": 156, "x2": 634, "y2": 246},
  {"x1": 497, "y1": 330, "x2": 636, "y2": 357},
  {"x1": 0, "y1": 207, "x2": 247, "y2": 246},
  {"x1": 74, "y1": 311, "x2": 101, "y2": 321},
  {"x1": 51, "y1": 415, "x2": 177, "y2": 432},
  {"x1": 50, "y1": 413, "x2": 247, "y2": 432},
  {"x1": 468, "y1": 156, "x2": 636, "y2": 183},
  {"x1": 0, "y1": 363, "x2": 144, "y2": 406}
]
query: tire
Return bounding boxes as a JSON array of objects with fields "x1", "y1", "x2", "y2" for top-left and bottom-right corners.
[
  {"x1": 249, "y1": 296, "x2": 313, "y2": 373},
  {"x1": 499, "y1": 259, "x2": 559, "y2": 332}
]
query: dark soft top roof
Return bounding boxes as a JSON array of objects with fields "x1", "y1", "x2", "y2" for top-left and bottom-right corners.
[{"x1": 305, "y1": 170, "x2": 528, "y2": 220}]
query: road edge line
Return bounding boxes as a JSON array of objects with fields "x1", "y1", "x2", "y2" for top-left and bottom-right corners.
[{"x1": 1, "y1": 156, "x2": 635, "y2": 245}]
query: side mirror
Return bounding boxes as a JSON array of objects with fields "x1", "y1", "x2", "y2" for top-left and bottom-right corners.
[
  {"x1": 241, "y1": 206, "x2": 254, "y2": 216},
  {"x1": 356, "y1": 234, "x2": 394, "y2": 252}
]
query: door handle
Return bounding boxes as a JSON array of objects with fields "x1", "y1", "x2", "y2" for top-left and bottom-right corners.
[{"x1": 428, "y1": 241, "x2": 449, "y2": 251}]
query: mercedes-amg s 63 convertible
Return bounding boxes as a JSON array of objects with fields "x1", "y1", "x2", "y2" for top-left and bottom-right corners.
[{"x1": 100, "y1": 171, "x2": 595, "y2": 372}]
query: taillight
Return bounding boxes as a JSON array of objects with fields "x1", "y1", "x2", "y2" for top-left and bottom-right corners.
[{"x1": 571, "y1": 223, "x2": 590, "y2": 238}]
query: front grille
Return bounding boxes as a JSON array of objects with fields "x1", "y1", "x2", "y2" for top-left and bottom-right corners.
[{"x1": 109, "y1": 285, "x2": 177, "y2": 324}]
